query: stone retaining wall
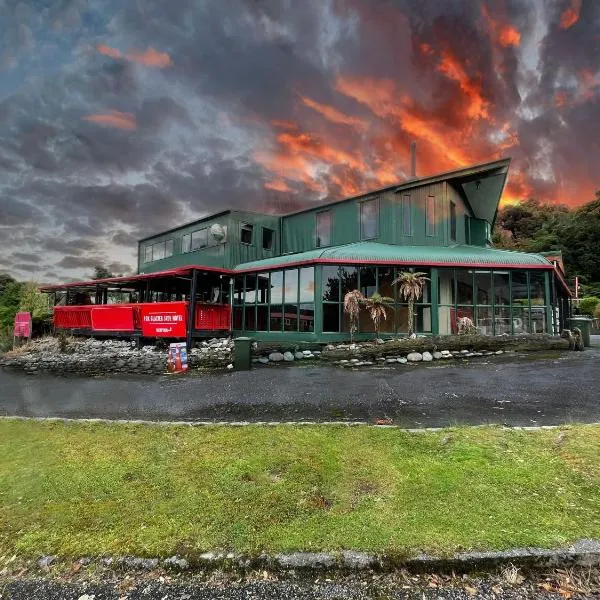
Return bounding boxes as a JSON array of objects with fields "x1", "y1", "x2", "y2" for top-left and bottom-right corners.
[{"x1": 0, "y1": 334, "x2": 571, "y2": 376}]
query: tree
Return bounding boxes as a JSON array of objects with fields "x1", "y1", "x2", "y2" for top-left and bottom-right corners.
[
  {"x1": 362, "y1": 292, "x2": 393, "y2": 338},
  {"x1": 18, "y1": 282, "x2": 51, "y2": 320},
  {"x1": 578, "y1": 297, "x2": 600, "y2": 316},
  {"x1": 92, "y1": 266, "x2": 114, "y2": 280},
  {"x1": 343, "y1": 290, "x2": 365, "y2": 342},
  {"x1": 0, "y1": 280, "x2": 25, "y2": 329},
  {"x1": 393, "y1": 271, "x2": 429, "y2": 336}
]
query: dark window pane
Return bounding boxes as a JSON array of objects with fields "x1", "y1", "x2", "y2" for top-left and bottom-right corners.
[
  {"x1": 269, "y1": 271, "x2": 284, "y2": 304},
  {"x1": 233, "y1": 276, "x2": 244, "y2": 304},
  {"x1": 323, "y1": 303, "x2": 340, "y2": 332},
  {"x1": 378, "y1": 267, "x2": 396, "y2": 300},
  {"x1": 402, "y1": 195, "x2": 412, "y2": 235},
  {"x1": 165, "y1": 239, "x2": 174, "y2": 257},
  {"x1": 244, "y1": 305, "x2": 256, "y2": 330},
  {"x1": 284, "y1": 269, "x2": 298, "y2": 303},
  {"x1": 233, "y1": 307, "x2": 243, "y2": 329},
  {"x1": 450, "y1": 201, "x2": 457, "y2": 241},
  {"x1": 299, "y1": 303, "x2": 314, "y2": 332},
  {"x1": 241, "y1": 224, "x2": 253, "y2": 245},
  {"x1": 493, "y1": 272, "x2": 510, "y2": 305},
  {"x1": 475, "y1": 270, "x2": 492, "y2": 305},
  {"x1": 283, "y1": 304, "x2": 298, "y2": 331},
  {"x1": 426, "y1": 195, "x2": 435, "y2": 236},
  {"x1": 416, "y1": 305, "x2": 432, "y2": 333},
  {"x1": 191, "y1": 229, "x2": 208, "y2": 250},
  {"x1": 360, "y1": 199, "x2": 378, "y2": 239},
  {"x1": 512, "y1": 272, "x2": 529, "y2": 305},
  {"x1": 340, "y1": 266, "x2": 358, "y2": 296},
  {"x1": 530, "y1": 306, "x2": 547, "y2": 333},
  {"x1": 456, "y1": 270, "x2": 474, "y2": 304},
  {"x1": 270, "y1": 304, "x2": 283, "y2": 331},
  {"x1": 182, "y1": 234, "x2": 191, "y2": 253},
  {"x1": 299, "y1": 267, "x2": 315, "y2": 302},
  {"x1": 262, "y1": 227, "x2": 274, "y2": 249},
  {"x1": 256, "y1": 306, "x2": 269, "y2": 331},
  {"x1": 316, "y1": 211, "x2": 332, "y2": 247},
  {"x1": 530, "y1": 272, "x2": 546, "y2": 306},
  {"x1": 512, "y1": 306, "x2": 530, "y2": 333},
  {"x1": 144, "y1": 246, "x2": 152, "y2": 263},
  {"x1": 322, "y1": 266, "x2": 340, "y2": 301},
  {"x1": 244, "y1": 274, "x2": 257, "y2": 303},
  {"x1": 359, "y1": 267, "x2": 376, "y2": 297},
  {"x1": 476, "y1": 305, "x2": 493, "y2": 335},
  {"x1": 257, "y1": 273, "x2": 269, "y2": 303}
]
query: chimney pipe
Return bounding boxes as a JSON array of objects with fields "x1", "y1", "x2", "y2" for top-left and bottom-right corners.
[{"x1": 410, "y1": 141, "x2": 417, "y2": 178}]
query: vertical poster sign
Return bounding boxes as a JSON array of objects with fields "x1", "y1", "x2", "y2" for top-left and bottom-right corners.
[
  {"x1": 168, "y1": 342, "x2": 188, "y2": 373},
  {"x1": 14, "y1": 312, "x2": 32, "y2": 338}
]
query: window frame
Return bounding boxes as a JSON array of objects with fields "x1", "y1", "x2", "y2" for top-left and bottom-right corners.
[
  {"x1": 426, "y1": 195, "x2": 436, "y2": 237},
  {"x1": 144, "y1": 245, "x2": 153, "y2": 263},
  {"x1": 262, "y1": 226, "x2": 275, "y2": 250},
  {"x1": 359, "y1": 197, "x2": 379, "y2": 241},
  {"x1": 241, "y1": 223, "x2": 254, "y2": 245},
  {"x1": 182, "y1": 233, "x2": 191, "y2": 254},
  {"x1": 450, "y1": 201, "x2": 457, "y2": 242},
  {"x1": 191, "y1": 228, "x2": 208, "y2": 251},
  {"x1": 402, "y1": 194, "x2": 412, "y2": 236},
  {"x1": 165, "y1": 238, "x2": 174, "y2": 258},
  {"x1": 315, "y1": 210, "x2": 332, "y2": 248}
]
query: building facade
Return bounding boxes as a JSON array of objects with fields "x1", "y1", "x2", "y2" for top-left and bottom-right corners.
[{"x1": 43, "y1": 158, "x2": 571, "y2": 343}]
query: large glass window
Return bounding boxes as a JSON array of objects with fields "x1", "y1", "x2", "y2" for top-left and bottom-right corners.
[
  {"x1": 241, "y1": 223, "x2": 253, "y2": 245},
  {"x1": 494, "y1": 272, "x2": 510, "y2": 305},
  {"x1": 182, "y1": 233, "x2": 191, "y2": 253},
  {"x1": 262, "y1": 227, "x2": 274, "y2": 250},
  {"x1": 244, "y1": 274, "x2": 257, "y2": 303},
  {"x1": 191, "y1": 229, "x2": 208, "y2": 250},
  {"x1": 402, "y1": 195, "x2": 412, "y2": 235},
  {"x1": 165, "y1": 239, "x2": 174, "y2": 258},
  {"x1": 316, "y1": 211, "x2": 332, "y2": 248},
  {"x1": 474, "y1": 271, "x2": 492, "y2": 305},
  {"x1": 456, "y1": 270, "x2": 474, "y2": 305},
  {"x1": 144, "y1": 245, "x2": 152, "y2": 263},
  {"x1": 299, "y1": 268, "x2": 315, "y2": 302},
  {"x1": 322, "y1": 266, "x2": 340, "y2": 302},
  {"x1": 426, "y1": 195, "x2": 435, "y2": 236},
  {"x1": 269, "y1": 271, "x2": 284, "y2": 304},
  {"x1": 284, "y1": 270, "x2": 298, "y2": 303},
  {"x1": 153, "y1": 241, "x2": 165, "y2": 261},
  {"x1": 359, "y1": 267, "x2": 376, "y2": 297},
  {"x1": 360, "y1": 199, "x2": 378, "y2": 240}
]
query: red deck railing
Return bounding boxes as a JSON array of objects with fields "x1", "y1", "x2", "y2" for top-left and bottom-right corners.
[{"x1": 54, "y1": 302, "x2": 231, "y2": 334}]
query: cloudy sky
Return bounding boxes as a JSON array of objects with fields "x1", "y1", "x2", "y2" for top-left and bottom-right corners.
[{"x1": 1, "y1": 0, "x2": 598, "y2": 283}]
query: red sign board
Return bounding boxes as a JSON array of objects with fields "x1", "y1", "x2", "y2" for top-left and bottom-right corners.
[
  {"x1": 14, "y1": 312, "x2": 32, "y2": 338},
  {"x1": 91, "y1": 306, "x2": 135, "y2": 331},
  {"x1": 141, "y1": 302, "x2": 187, "y2": 337}
]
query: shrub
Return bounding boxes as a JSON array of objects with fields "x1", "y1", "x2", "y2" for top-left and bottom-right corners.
[
  {"x1": 594, "y1": 303, "x2": 600, "y2": 319},
  {"x1": 579, "y1": 296, "x2": 600, "y2": 316}
]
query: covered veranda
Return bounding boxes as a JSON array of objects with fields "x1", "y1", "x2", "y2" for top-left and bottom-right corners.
[{"x1": 40, "y1": 266, "x2": 233, "y2": 346}]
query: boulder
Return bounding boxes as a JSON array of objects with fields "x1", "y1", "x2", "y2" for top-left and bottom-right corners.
[
  {"x1": 302, "y1": 350, "x2": 313, "y2": 356},
  {"x1": 283, "y1": 351, "x2": 295, "y2": 362},
  {"x1": 422, "y1": 351, "x2": 433, "y2": 362},
  {"x1": 268, "y1": 352, "x2": 284, "y2": 362},
  {"x1": 294, "y1": 352, "x2": 305, "y2": 360},
  {"x1": 433, "y1": 351, "x2": 443, "y2": 359},
  {"x1": 398, "y1": 357, "x2": 408, "y2": 364},
  {"x1": 407, "y1": 352, "x2": 423, "y2": 362}
]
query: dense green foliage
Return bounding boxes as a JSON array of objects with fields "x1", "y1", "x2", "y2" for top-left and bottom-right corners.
[
  {"x1": 494, "y1": 193, "x2": 600, "y2": 295},
  {"x1": 1, "y1": 420, "x2": 599, "y2": 557},
  {"x1": 579, "y1": 297, "x2": 600, "y2": 316}
]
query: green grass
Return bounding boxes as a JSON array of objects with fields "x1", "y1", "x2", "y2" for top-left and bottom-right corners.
[{"x1": 1, "y1": 420, "x2": 599, "y2": 558}]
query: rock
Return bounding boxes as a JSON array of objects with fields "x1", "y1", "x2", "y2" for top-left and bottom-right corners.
[
  {"x1": 294, "y1": 352, "x2": 305, "y2": 360},
  {"x1": 398, "y1": 357, "x2": 408, "y2": 364},
  {"x1": 349, "y1": 344, "x2": 358, "y2": 350},
  {"x1": 460, "y1": 349, "x2": 469, "y2": 354},
  {"x1": 339, "y1": 359, "x2": 349, "y2": 364},
  {"x1": 386, "y1": 358, "x2": 397, "y2": 363},
  {"x1": 495, "y1": 350, "x2": 504, "y2": 354},
  {"x1": 38, "y1": 555, "x2": 57, "y2": 570},
  {"x1": 283, "y1": 351, "x2": 295, "y2": 361},
  {"x1": 326, "y1": 345, "x2": 335, "y2": 351},
  {"x1": 375, "y1": 338, "x2": 385, "y2": 344},
  {"x1": 441, "y1": 350, "x2": 451, "y2": 355},
  {"x1": 350, "y1": 358, "x2": 360, "y2": 363},
  {"x1": 407, "y1": 352, "x2": 423, "y2": 362},
  {"x1": 312, "y1": 351, "x2": 321, "y2": 355},
  {"x1": 302, "y1": 350, "x2": 313, "y2": 356},
  {"x1": 422, "y1": 351, "x2": 433, "y2": 362},
  {"x1": 227, "y1": 363, "x2": 233, "y2": 370},
  {"x1": 268, "y1": 352, "x2": 284, "y2": 362},
  {"x1": 433, "y1": 351, "x2": 443, "y2": 359},
  {"x1": 163, "y1": 556, "x2": 189, "y2": 570}
]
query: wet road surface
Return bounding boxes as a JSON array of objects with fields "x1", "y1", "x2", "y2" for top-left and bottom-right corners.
[{"x1": 1, "y1": 339, "x2": 598, "y2": 428}]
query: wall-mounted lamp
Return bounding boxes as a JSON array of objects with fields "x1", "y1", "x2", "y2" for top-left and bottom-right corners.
[{"x1": 475, "y1": 180, "x2": 481, "y2": 190}]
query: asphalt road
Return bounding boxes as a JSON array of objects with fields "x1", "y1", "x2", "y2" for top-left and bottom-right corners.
[{"x1": 1, "y1": 338, "x2": 598, "y2": 427}]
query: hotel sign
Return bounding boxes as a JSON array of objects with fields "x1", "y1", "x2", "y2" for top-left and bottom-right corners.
[{"x1": 140, "y1": 302, "x2": 187, "y2": 337}]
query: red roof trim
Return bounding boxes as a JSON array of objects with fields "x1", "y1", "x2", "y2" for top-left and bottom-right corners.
[
  {"x1": 236, "y1": 257, "x2": 556, "y2": 273},
  {"x1": 40, "y1": 265, "x2": 233, "y2": 292}
]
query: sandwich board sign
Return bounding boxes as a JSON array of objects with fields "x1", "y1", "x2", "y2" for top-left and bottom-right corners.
[{"x1": 14, "y1": 312, "x2": 32, "y2": 338}]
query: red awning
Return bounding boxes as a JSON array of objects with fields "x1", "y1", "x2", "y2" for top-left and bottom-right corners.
[{"x1": 40, "y1": 265, "x2": 232, "y2": 292}]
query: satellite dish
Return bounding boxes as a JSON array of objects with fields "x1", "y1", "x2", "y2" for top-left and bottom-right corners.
[{"x1": 209, "y1": 223, "x2": 227, "y2": 242}]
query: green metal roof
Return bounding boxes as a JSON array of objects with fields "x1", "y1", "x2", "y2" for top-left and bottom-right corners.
[{"x1": 235, "y1": 242, "x2": 552, "y2": 271}]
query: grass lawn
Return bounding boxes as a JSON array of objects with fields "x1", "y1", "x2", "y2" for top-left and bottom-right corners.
[{"x1": 1, "y1": 420, "x2": 599, "y2": 558}]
